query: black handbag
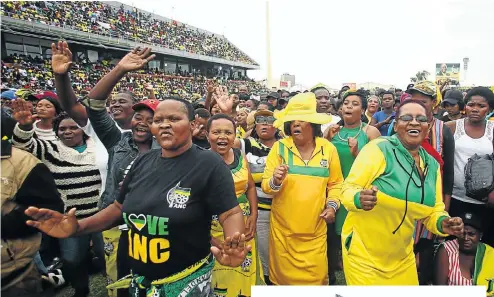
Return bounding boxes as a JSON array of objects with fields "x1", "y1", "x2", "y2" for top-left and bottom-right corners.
[{"x1": 464, "y1": 153, "x2": 494, "y2": 202}]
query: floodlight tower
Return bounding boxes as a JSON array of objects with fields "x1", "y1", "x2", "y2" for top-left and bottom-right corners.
[
  {"x1": 463, "y1": 57, "x2": 469, "y2": 84},
  {"x1": 266, "y1": 1, "x2": 273, "y2": 88}
]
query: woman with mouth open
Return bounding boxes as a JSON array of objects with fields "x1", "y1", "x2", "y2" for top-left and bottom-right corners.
[
  {"x1": 340, "y1": 100, "x2": 464, "y2": 285},
  {"x1": 22, "y1": 97, "x2": 251, "y2": 297},
  {"x1": 261, "y1": 92, "x2": 344, "y2": 285},
  {"x1": 364, "y1": 95, "x2": 380, "y2": 123},
  {"x1": 11, "y1": 100, "x2": 103, "y2": 297},
  {"x1": 207, "y1": 113, "x2": 265, "y2": 296},
  {"x1": 323, "y1": 90, "x2": 381, "y2": 278},
  {"x1": 233, "y1": 109, "x2": 281, "y2": 285}
]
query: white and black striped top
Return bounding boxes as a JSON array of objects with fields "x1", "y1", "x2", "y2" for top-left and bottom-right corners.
[{"x1": 13, "y1": 124, "x2": 101, "y2": 219}]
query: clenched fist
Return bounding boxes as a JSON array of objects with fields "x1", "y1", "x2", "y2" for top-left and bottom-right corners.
[
  {"x1": 360, "y1": 186, "x2": 378, "y2": 211},
  {"x1": 272, "y1": 164, "x2": 289, "y2": 186}
]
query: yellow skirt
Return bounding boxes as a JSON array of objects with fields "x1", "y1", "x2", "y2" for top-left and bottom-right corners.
[
  {"x1": 210, "y1": 200, "x2": 264, "y2": 297},
  {"x1": 269, "y1": 225, "x2": 328, "y2": 285},
  {"x1": 103, "y1": 226, "x2": 122, "y2": 297},
  {"x1": 342, "y1": 238, "x2": 418, "y2": 285}
]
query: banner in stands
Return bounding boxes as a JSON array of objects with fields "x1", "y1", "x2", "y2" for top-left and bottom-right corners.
[{"x1": 435, "y1": 63, "x2": 460, "y2": 80}]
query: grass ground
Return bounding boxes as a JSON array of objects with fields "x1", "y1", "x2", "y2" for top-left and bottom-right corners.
[{"x1": 54, "y1": 271, "x2": 346, "y2": 296}]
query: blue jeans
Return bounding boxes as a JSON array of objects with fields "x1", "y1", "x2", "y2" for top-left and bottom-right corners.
[
  {"x1": 33, "y1": 252, "x2": 48, "y2": 274},
  {"x1": 59, "y1": 232, "x2": 104, "y2": 290}
]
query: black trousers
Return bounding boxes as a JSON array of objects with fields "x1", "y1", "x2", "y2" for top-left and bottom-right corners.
[
  {"x1": 326, "y1": 223, "x2": 339, "y2": 285},
  {"x1": 116, "y1": 231, "x2": 131, "y2": 297}
]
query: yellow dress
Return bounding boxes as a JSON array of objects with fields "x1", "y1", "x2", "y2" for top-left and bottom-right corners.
[
  {"x1": 261, "y1": 137, "x2": 344, "y2": 285},
  {"x1": 211, "y1": 149, "x2": 264, "y2": 297}
]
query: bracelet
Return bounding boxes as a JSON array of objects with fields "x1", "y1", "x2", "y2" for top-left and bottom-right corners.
[
  {"x1": 269, "y1": 177, "x2": 282, "y2": 191},
  {"x1": 326, "y1": 201, "x2": 338, "y2": 211}
]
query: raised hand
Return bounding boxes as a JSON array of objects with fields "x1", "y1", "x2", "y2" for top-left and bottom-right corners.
[
  {"x1": 320, "y1": 207, "x2": 336, "y2": 223},
  {"x1": 25, "y1": 207, "x2": 79, "y2": 239},
  {"x1": 12, "y1": 99, "x2": 36, "y2": 127},
  {"x1": 144, "y1": 83, "x2": 154, "y2": 92},
  {"x1": 206, "y1": 80, "x2": 215, "y2": 94},
  {"x1": 213, "y1": 86, "x2": 233, "y2": 114},
  {"x1": 441, "y1": 217, "x2": 464, "y2": 237},
  {"x1": 272, "y1": 164, "x2": 289, "y2": 186},
  {"x1": 117, "y1": 47, "x2": 156, "y2": 73},
  {"x1": 51, "y1": 40, "x2": 73, "y2": 75},
  {"x1": 360, "y1": 186, "x2": 378, "y2": 211},
  {"x1": 324, "y1": 124, "x2": 341, "y2": 140},
  {"x1": 211, "y1": 232, "x2": 251, "y2": 267},
  {"x1": 192, "y1": 115, "x2": 204, "y2": 137},
  {"x1": 348, "y1": 137, "x2": 358, "y2": 157}
]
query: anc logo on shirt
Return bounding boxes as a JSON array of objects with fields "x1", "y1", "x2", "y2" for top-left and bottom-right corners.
[
  {"x1": 167, "y1": 182, "x2": 191, "y2": 209},
  {"x1": 320, "y1": 159, "x2": 328, "y2": 167},
  {"x1": 128, "y1": 214, "x2": 147, "y2": 231}
]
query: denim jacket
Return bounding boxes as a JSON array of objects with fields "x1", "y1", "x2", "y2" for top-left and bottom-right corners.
[{"x1": 85, "y1": 107, "x2": 160, "y2": 210}]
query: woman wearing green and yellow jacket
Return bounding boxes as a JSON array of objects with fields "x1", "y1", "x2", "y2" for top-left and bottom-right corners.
[
  {"x1": 261, "y1": 93, "x2": 344, "y2": 285},
  {"x1": 340, "y1": 100, "x2": 464, "y2": 285}
]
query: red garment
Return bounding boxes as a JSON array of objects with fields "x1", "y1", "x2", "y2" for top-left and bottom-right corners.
[{"x1": 421, "y1": 138, "x2": 444, "y2": 172}]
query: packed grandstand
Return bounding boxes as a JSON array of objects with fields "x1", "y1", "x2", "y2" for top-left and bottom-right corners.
[
  {"x1": 0, "y1": 1, "x2": 268, "y2": 101},
  {"x1": 0, "y1": 1, "x2": 258, "y2": 65}
]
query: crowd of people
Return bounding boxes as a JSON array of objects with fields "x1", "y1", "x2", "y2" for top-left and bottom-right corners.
[
  {"x1": 1, "y1": 54, "x2": 267, "y2": 104},
  {"x1": 1, "y1": 41, "x2": 494, "y2": 297},
  {"x1": 1, "y1": 1, "x2": 258, "y2": 65}
]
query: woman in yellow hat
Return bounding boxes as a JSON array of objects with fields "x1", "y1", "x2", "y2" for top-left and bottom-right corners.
[{"x1": 261, "y1": 92, "x2": 344, "y2": 285}]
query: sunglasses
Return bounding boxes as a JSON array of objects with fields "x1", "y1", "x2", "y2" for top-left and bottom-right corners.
[
  {"x1": 397, "y1": 115, "x2": 428, "y2": 123},
  {"x1": 255, "y1": 116, "x2": 275, "y2": 125}
]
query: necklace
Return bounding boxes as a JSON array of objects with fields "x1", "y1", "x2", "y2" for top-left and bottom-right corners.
[{"x1": 337, "y1": 122, "x2": 363, "y2": 141}]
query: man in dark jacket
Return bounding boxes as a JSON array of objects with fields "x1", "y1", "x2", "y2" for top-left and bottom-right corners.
[{"x1": 1, "y1": 111, "x2": 64, "y2": 297}]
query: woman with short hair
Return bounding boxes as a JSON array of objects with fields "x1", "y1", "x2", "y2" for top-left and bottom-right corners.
[
  {"x1": 341, "y1": 100, "x2": 464, "y2": 285},
  {"x1": 23, "y1": 98, "x2": 251, "y2": 297}
]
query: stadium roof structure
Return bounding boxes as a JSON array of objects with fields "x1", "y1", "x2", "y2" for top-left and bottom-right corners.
[{"x1": 0, "y1": 1, "x2": 259, "y2": 70}]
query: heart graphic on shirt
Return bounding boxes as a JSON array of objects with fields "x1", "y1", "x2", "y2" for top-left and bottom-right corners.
[{"x1": 128, "y1": 214, "x2": 147, "y2": 231}]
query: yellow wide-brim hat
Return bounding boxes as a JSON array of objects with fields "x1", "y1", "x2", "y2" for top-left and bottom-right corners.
[{"x1": 273, "y1": 92, "x2": 332, "y2": 129}]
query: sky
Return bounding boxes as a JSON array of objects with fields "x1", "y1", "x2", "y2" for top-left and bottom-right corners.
[{"x1": 120, "y1": 0, "x2": 494, "y2": 89}]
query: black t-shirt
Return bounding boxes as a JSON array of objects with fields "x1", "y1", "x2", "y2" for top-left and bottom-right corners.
[
  {"x1": 192, "y1": 137, "x2": 211, "y2": 149},
  {"x1": 117, "y1": 145, "x2": 238, "y2": 280}
]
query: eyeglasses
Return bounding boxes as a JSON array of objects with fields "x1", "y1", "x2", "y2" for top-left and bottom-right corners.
[
  {"x1": 397, "y1": 115, "x2": 428, "y2": 123},
  {"x1": 255, "y1": 116, "x2": 275, "y2": 125}
]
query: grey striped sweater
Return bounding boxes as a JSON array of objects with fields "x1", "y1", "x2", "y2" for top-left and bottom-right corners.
[{"x1": 13, "y1": 124, "x2": 101, "y2": 219}]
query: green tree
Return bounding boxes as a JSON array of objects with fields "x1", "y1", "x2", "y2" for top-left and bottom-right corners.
[{"x1": 410, "y1": 70, "x2": 430, "y2": 83}]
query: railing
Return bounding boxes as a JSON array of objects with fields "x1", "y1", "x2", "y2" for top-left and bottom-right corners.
[{"x1": 0, "y1": 12, "x2": 260, "y2": 69}]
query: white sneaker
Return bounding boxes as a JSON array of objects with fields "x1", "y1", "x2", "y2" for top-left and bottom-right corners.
[{"x1": 42, "y1": 268, "x2": 65, "y2": 287}]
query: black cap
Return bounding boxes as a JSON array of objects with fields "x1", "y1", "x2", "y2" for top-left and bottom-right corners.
[
  {"x1": 239, "y1": 94, "x2": 250, "y2": 101},
  {"x1": 267, "y1": 92, "x2": 280, "y2": 100},
  {"x1": 442, "y1": 89, "x2": 463, "y2": 105},
  {"x1": 460, "y1": 212, "x2": 482, "y2": 231}
]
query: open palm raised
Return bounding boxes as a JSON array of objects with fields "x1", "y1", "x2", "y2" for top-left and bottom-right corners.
[
  {"x1": 211, "y1": 232, "x2": 251, "y2": 267},
  {"x1": 51, "y1": 40, "x2": 73, "y2": 75},
  {"x1": 12, "y1": 99, "x2": 36, "y2": 127},
  {"x1": 117, "y1": 47, "x2": 156, "y2": 73},
  {"x1": 213, "y1": 86, "x2": 233, "y2": 114},
  {"x1": 25, "y1": 207, "x2": 79, "y2": 239}
]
